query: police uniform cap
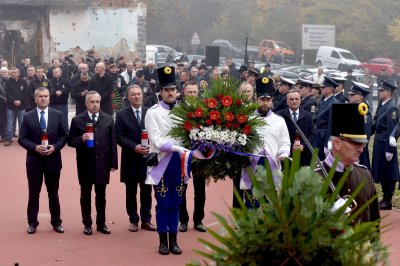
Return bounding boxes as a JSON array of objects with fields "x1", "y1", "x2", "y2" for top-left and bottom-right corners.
[
  {"x1": 331, "y1": 76, "x2": 346, "y2": 84},
  {"x1": 239, "y1": 65, "x2": 248, "y2": 73},
  {"x1": 256, "y1": 77, "x2": 274, "y2": 98},
  {"x1": 380, "y1": 80, "x2": 397, "y2": 91},
  {"x1": 349, "y1": 81, "x2": 370, "y2": 97},
  {"x1": 321, "y1": 76, "x2": 339, "y2": 88},
  {"x1": 331, "y1": 103, "x2": 368, "y2": 143},
  {"x1": 297, "y1": 78, "x2": 315, "y2": 88},
  {"x1": 157, "y1": 66, "x2": 176, "y2": 88},
  {"x1": 247, "y1": 68, "x2": 260, "y2": 77},
  {"x1": 280, "y1": 76, "x2": 295, "y2": 86}
]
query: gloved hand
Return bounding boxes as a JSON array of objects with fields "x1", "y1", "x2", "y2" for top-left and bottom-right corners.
[
  {"x1": 171, "y1": 145, "x2": 189, "y2": 156},
  {"x1": 385, "y1": 152, "x2": 393, "y2": 161},
  {"x1": 389, "y1": 136, "x2": 397, "y2": 147},
  {"x1": 278, "y1": 152, "x2": 289, "y2": 161}
]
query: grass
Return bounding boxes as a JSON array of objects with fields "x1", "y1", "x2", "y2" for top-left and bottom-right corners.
[{"x1": 368, "y1": 135, "x2": 400, "y2": 208}]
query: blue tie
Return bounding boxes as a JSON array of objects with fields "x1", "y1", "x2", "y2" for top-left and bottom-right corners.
[
  {"x1": 40, "y1": 111, "x2": 46, "y2": 129},
  {"x1": 136, "y1": 110, "x2": 141, "y2": 124}
]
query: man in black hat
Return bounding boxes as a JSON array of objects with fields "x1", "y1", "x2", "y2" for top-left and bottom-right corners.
[
  {"x1": 239, "y1": 65, "x2": 248, "y2": 83},
  {"x1": 316, "y1": 103, "x2": 380, "y2": 223},
  {"x1": 332, "y1": 76, "x2": 349, "y2": 103},
  {"x1": 297, "y1": 79, "x2": 318, "y2": 115},
  {"x1": 145, "y1": 66, "x2": 187, "y2": 255},
  {"x1": 313, "y1": 76, "x2": 339, "y2": 160},
  {"x1": 273, "y1": 76, "x2": 294, "y2": 112},
  {"x1": 239, "y1": 77, "x2": 290, "y2": 205},
  {"x1": 246, "y1": 68, "x2": 259, "y2": 88},
  {"x1": 371, "y1": 80, "x2": 399, "y2": 210},
  {"x1": 348, "y1": 81, "x2": 372, "y2": 170}
]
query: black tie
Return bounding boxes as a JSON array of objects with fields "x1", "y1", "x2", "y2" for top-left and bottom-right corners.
[
  {"x1": 136, "y1": 109, "x2": 141, "y2": 124},
  {"x1": 293, "y1": 112, "x2": 298, "y2": 122},
  {"x1": 40, "y1": 111, "x2": 46, "y2": 129},
  {"x1": 92, "y1": 114, "x2": 96, "y2": 124}
]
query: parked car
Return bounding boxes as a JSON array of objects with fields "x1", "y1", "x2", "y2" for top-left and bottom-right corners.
[
  {"x1": 272, "y1": 70, "x2": 300, "y2": 82},
  {"x1": 146, "y1": 44, "x2": 181, "y2": 65},
  {"x1": 211, "y1": 39, "x2": 244, "y2": 58},
  {"x1": 358, "y1": 57, "x2": 400, "y2": 76},
  {"x1": 315, "y1": 46, "x2": 360, "y2": 71},
  {"x1": 174, "y1": 54, "x2": 205, "y2": 63},
  {"x1": 258, "y1": 39, "x2": 296, "y2": 64}
]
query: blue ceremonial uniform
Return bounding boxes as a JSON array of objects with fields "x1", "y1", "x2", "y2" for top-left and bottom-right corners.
[
  {"x1": 313, "y1": 95, "x2": 338, "y2": 160},
  {"x1": 359, "y1": 108, "x2": 372, "y2": 170},
  {"x1": 372, "y1": 99, "x2": 399, "y2": 203}
]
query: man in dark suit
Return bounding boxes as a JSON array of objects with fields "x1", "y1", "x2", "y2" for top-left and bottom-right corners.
[
  {"x1": 273, "y1": 76, "x2": 294, "y2": 113},
  {"x1": 89, "y1": 62, "x2": 114, "y2": 115},
  {"x1": 71, "y1": 72, "x2": 90, "y2": 116},
  {"x1": 116, "y1": 85, "x2": 156, "y2": 233},
  {"x1": 297, "y1": 79, "x2": 317, "y2": 117},
  {"x1": 276, "y1": 90, "x2": 315, "y2": 166},
  {"x1": 18, "y1": 87, "x2": 68, "y2": 234},
  {"x1": 68, "y1": 91, "x2": 118, "y2": 235}
]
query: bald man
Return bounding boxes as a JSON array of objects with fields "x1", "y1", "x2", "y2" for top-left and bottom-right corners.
[{"x1": 88, "y1": 62, "x2": 115, "y2": 115}]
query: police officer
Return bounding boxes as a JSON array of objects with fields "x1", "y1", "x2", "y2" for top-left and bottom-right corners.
[
  {"x1": 297, "y1": 79, "x2": 317, "y2": 116},
  {"x1": 348, "y1": 81, "x2": 372, "y2": 170},
  {"x1": 313, "y1": 76, "x2": 339, "y2": 160},
  {"x1": 332, "y1": 76, "x2": 349, "y2": 103},
  {"x1": 145, "y1": 66, "x2": 187, "y2": 255},
  {"x1": 273, "y1": 76, "x2": 294, "y2": 113},
  {"x1": 316, "y1": 103, "x2": 380, "y2": 223},
  {"x1": 372, "y1": 80, "x2": 399, "y2": 210}
]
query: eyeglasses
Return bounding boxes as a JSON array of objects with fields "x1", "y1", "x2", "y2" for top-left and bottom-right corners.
[{"x1": 336, "y1": 137, "x2": 367, "y2": 148}]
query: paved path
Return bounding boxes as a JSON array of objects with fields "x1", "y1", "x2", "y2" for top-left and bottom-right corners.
[{"x1": 0, "y1": 140, "x2": 399, "y2": 265}]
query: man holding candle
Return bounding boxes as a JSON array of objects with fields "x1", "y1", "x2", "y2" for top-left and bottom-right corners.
[
  {"x1": 68, "y1": 91, "x2": 118, "y2": 235},
  {"x1": 18, "y1": 87, "x2": 68, "y2": 234}
]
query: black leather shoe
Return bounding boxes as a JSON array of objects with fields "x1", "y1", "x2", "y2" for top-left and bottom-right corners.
[
  {"x1": 169, "y1": 233, "x2": 182, "y2": 255},
  {"x1": 97, "y1": 225, "x2": 111, "y2": 234},
  {"x1": 159, "y1": 233, "x2": 169, "y2": 255},
  {"x1": 129, "y1": 223, "x2": 138, "y2": 232},
  {"x1": 84, "y1": 226, "x2": 92, "y2": 235},
  {"x1": 178, "y1": 223, "x2": 187, "y2": 232},
  {"x1": 379, "y1": 201, "x2": 392, "y2": 210},
  {"x1": 53, "y1": 225, "x2": 64, "y2": 233},
  {"x1": 27, "y1": 225, "x2": 37, "y2": 234},
  {"x1": 141, "y1": 222, "x2": 156, "y2": 231},
  {"x1": 194, "y1": 223, "x2": 207, "y2": 232}
]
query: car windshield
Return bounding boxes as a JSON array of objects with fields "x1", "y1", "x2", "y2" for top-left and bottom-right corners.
[
  {"x1": 340, "y1": 52, "x2": 357, "y2": 60},
  {"x1": 275, "y1": 42, "x2": 290, "y2": 49}
]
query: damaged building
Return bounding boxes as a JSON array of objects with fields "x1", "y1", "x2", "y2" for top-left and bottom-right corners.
[{"x1": 0, "y1": 0, "x2": 146, "y2": 66}]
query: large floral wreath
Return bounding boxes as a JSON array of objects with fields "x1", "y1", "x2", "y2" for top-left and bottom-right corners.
[{"x1": 169, "y1": 78, "x2": 265, "y2": 182}]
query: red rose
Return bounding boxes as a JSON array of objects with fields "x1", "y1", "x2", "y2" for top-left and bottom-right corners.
[
  {"x1": 226, "y1": 122, "x2": 232, "y2": 128},
  {"x1": 112, "y1": 104, "x2": 117, "y2": 110},
  {"x1": 206, "y1": 119, "x2": 213, "y2": 126},
  {"x1": 194, "y1": 108, "x2": 204, "y2": 118},
  {"x1": 209, "y1": 110, "x2": 220, "y2": 120},
  {"x1": 242, "y1": 124, "x2": 252, "y2": 135},
  {"x1": 233, "y1": 123, "x2": 240, "y2": 129},
  {"x1": 221, "y1": 96, "x2": 233, "y2": 107},
  {"x1": 186, "y1": 112, "x2": 194, "y2": 118},
  {"x1": 216, "y1": 119, "x2": 222, "y2": 125},
  {"x1": 184, "y1": 121, "x2": 194, "y2": 131},
  {"x1": 196, "y1": 124, "x2": 201, "y2": 129},
  {"x1": 217, "y1": 94, "x2": 223, "y2": 100},
  {"x1": 207, "y1": 98, "x2": 218, "y2": 109},
  {"x1": 237, "y1": 114, "x2": 248, "y2": 123},
  {"x1": 223, "y1": 112, "x2": 234, "y2": 122},
  {"x1": 235, "y1": 99, "x2": 242, "y2": 106}
]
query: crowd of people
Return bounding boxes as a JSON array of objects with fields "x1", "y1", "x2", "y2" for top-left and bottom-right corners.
[{"x1": 0, "y1": 52, "x2": 397, "y2": 255}]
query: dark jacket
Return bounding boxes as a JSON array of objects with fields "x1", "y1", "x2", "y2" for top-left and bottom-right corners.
[
  {"x1": 300, "y1": 95, "x2": 317, "y2": 117},
  {"x1": 89, "y1": 73, "x2": 114, "y2": 115},
  {"x1": 18, "y1": 108, "x2": 68, "y2": 171},
  {"x1": 50, "y1": 77, "x2": 71, "y2": 105},
  {"x1": 115, "y1": 106, "x2": 148, "y2": 183},
  {"x1": 27, "y1": 78, "x2": 53, "y2": 110},
  {"x1": 5, "y1": 78, "x2": 28, "y2": 110},
  {"x1": 68, "y1": 111, "x2": 118, "y2": 185},
  {"x1": 71, "y1": 80, "x2": 90, "y2": 116},
  {"x1": 273, "y1": 92, "x2": 288, "y2": 113},
  {"x1": 276, "y1": 108, "x2": 315, "y2": 166}
]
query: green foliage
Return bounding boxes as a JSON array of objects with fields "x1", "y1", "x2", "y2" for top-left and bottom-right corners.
[
  {"x1": 188, "y1": 151, "x2": 388, "y2": 266},
  {"x1": 111, "y1": 87, "x2": 123, "y2": 112}
]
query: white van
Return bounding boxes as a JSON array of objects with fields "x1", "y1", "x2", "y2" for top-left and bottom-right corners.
[{"x1": 315, "y1": 46, "x2": 360, "y2": 71}]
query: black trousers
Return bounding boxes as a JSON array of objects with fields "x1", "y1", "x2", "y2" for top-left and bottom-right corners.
[
  {"x1": 179, "y1": 174, "x2": 206, "y2": 225},
  {"x1": 27, "y1": 169, "x2": 61, "y2": 227},
  {"x1": 0, "y1": 103, "x2": 6, "y2": 138},
  {"x1": 381, "y1": 181, "x2": 396, "y2": 202},
  {"x1": 125, "y1": 180, "x2": 152, "y2": 224},
  {"x1": 80, "y1": 183, "x2": 107, "y2": 227}
]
